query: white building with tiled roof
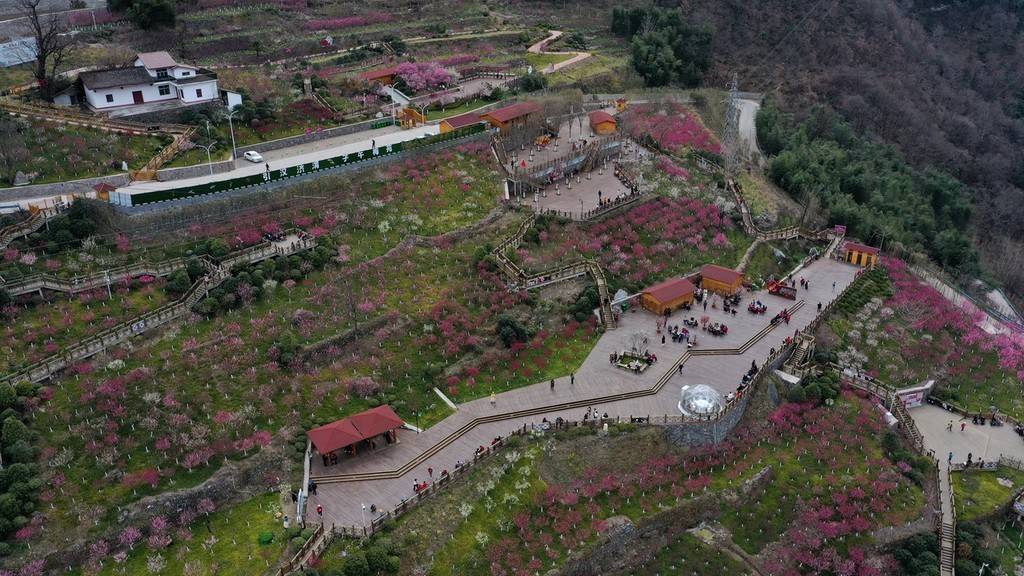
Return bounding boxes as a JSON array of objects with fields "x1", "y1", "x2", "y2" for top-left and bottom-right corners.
[{"x1": 79, "y1": 51, "x2": 219, "y2": 113}]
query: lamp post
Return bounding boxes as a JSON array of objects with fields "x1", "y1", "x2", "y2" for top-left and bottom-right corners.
[
  {"x1": 195, "y1": 141, "x2": 218, "y2": 176},
  {"x1": 226, "y1": 109, "x2": 239, "y2": 162}
]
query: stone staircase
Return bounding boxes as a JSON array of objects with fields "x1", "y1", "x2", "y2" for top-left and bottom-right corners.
[
  {"x1": 0, "y1": 205, "x2": 66, "y2": 250},
  {"x1": 0, "y1": 233, "x2": 315, "y2": 386},
  {"x1": 939, "y1": 468, "x2": 956, "y2": 576}
]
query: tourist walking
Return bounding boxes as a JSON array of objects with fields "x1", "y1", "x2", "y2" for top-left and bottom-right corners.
[
  {"x1": 550, "y1": 379, "x2": 555, "y2": 391},
  {"x1": 490, "y1": 393, "x2": 496, "y2": 407},
  {"x1": 961, "y1": 422, "x2": 966, "y2": 432},
  {"x1": 427, "y1": 467, "x2": 433, "y2": 478},
  {"x1": 946, "y1": 420, "x2": 953, "y2": 431},
  {"x1": 316, "y1": 503, "x2": 323, "y2": 518},
  {"x1": 948, "y1": 452, "x2": 953, "y2": 464},
  {"x1": 570, "y1": 372, "x2": 575, "y2": 385}
]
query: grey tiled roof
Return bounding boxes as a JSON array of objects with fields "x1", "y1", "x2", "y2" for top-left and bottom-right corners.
[{"x1": 80, "y1": 67, "x2": 154, "y2": 89}]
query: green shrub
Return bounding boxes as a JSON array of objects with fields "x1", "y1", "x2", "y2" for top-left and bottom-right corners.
[{"x1": 258, "y1": 531, "x2": 275, "y2": 546}]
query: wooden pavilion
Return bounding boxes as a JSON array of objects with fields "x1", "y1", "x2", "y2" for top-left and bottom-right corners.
[{"x1": 307, "y1": 405, "x2": 404, "y2": 466}]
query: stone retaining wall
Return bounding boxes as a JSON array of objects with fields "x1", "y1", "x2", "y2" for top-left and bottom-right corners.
[{"x1": 0, "y1": 173, "x2": 129, "y2": 203}]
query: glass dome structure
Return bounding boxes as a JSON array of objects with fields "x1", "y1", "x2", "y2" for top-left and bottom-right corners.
[{"x1": 678, "y1": 384, "x2": 725, "y2": 417}]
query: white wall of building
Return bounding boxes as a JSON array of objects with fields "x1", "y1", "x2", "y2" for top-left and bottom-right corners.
[
  {"x1": 178, "y1": 80, "x2": 218, "y2": 103},
  {"x1": 84, "y1": 82, "x2": 178, "y2": 110}
]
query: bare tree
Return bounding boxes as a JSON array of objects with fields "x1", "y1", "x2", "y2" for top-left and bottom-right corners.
[
  {"x1": 0, "y1": 118, "x2": 30, "y2": 185},
  {"x1": 19, "y1": 0, "x2": 74, "y2": 100}
]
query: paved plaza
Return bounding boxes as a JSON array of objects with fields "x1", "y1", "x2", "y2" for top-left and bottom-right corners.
[
  {"x1": 513, "y1": 167, "x2": 633, "y2": 216},
  {"x1": 911, "y1": 403, "x2": 1024, "y2": 528},
  {"x1": 308, "y1": 257, "x2": 862, "y2": 528}
]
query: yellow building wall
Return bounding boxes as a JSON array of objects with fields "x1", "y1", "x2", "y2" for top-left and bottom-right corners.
[
  {"x1": 702, "y1": 277, "x2": 743, "y2": 295},
  {"x1": 846, "y1": 251, "x2": 878, "y2": 267},
  {"x1": 641, "y1": 293, "x2": 694, "y2": 315}
]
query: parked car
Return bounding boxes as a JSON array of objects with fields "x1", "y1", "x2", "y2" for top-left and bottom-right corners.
[{"x1": 243, "y1": 151, "x2": 264, "y2": 163}]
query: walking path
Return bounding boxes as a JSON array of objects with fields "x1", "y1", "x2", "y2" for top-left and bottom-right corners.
[
  {"x1": 308, "y1": 257, "x2": 859, "y2": 528},
  {"x1": 527, "y1": 30, "x2": 591, "y2": 74},
  {"x1": 911, "y1": 403, "x2": 1024, "y2": 576}
]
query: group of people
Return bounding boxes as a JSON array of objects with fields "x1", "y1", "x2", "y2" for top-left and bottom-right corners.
[
  {"x1": 771, "y1": 309, "x2": 792, "y2": 325},
  {"x1": 706, "y1": 322, "x2": 729, "y2": 336},
  {"x1": 748, "y1": 300, "x2": 768, "y2": 314},
  {"x1": 666, "y1": 324, "x2": 696, "y2": 347}
]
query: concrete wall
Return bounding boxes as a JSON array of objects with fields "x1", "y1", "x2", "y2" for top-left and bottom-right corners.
[
  {"x1": 663, "y1": 392, "x2": 752, "y2": 447},
  {"x1": 0, "y1": 173, "x2": 129, "y2": 203}
]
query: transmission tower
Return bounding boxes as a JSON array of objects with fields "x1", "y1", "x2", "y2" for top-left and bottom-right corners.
[{"x1": 722, "y1": 73, "x2": 742, "y2": 175}]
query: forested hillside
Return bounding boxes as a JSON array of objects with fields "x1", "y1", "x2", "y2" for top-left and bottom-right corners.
[{"x1": 677, "y1": 0, "x2": 1024, "y2": 293}]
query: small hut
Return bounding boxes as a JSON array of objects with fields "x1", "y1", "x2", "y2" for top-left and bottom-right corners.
[
  {"x1": 842, "y1": 242, "x2": 879, "y2": 267},
  {"x1": 700, "y1": 264, "x2": 744, "y2": 296},
  {"x1": 308, "y1": 405, "x2": 404, "y2": 465},
  {"x1": 641, "y1": 277, "x2": 696, "y2": 315},
  {"x1": 588, "y1": 110, "x2": 617, "y2": 135}
]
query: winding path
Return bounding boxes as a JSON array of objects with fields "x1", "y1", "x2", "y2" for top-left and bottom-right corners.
[{"x1": 527, "y1": 29, "x2": 591, "y2": 74}]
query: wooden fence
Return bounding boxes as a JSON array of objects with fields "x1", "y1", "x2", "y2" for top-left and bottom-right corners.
[{"x1": 0, "y1": 232, "x2": 315, "y2": 386}]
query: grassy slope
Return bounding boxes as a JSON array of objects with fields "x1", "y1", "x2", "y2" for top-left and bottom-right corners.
[{"x1": 953, "y1": 467, "x2": 1024, "y2": 522}]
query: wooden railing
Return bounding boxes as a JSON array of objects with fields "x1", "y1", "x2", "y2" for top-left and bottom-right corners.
[
  {"x1": 0, "y1": 204, "x2": 66, "y2": 250},
  {"x1": 490, "y1": 214, "x2": 615, "y2": 327},
  {"x1": 1, "y1": 257, "x2": 188, "y2": 297},
  {"x1": 0, "y1": 233, "x2": 315, "y2": 386}
]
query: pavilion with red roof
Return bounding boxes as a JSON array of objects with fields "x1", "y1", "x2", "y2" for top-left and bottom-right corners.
[{"x1": 307, "y1": 405, "x2": 405, "y2": 464}]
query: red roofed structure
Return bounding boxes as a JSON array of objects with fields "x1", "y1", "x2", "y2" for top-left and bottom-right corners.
[
  {"x1": 439, "y1": 111, "x2": 484, "y2": 133},
  {"x1": 359, "y1": 65, "x2": 400, "y2": 84},
  {"x1": 641, "y1": 277, "x2": 696, "y2": 315},
  {"x1": 700, "y1": 264, "x2": 744, "y2": 295},
  {"x1": 588, "y1": 110, "x2": 617, "y2": 134},
  {"x1": 307, "y1": 405, "x2": 404, "y2": 458},
  {"x1": 480, "y1": 101, "x2": 541, "y2": 132},
  {"x1": 843, "y1": 241, "x2": 879, "y2": 267}
]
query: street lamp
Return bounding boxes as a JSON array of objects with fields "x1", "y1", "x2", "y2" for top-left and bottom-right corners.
[
  {"x1": 226, "y1": 109, "x2": 239, "y2": 162},
  {"x1": 194, "y1": 141, "x2": 218, "y2": 176}
]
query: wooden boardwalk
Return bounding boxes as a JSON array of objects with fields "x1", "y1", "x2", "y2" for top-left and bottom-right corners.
[{"x1": 308, "y1": 258, "x2": 860, "y2": 528}]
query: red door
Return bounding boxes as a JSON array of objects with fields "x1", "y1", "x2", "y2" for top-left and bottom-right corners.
[{"x1": 132, "y1": 91, "x2": 144, "y2": 104}]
